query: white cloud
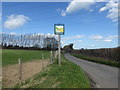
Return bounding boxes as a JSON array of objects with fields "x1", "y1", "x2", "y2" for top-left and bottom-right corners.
[
  {"x1": 61, "y1": 0, "x2": 96, "y2": 16},
  {"x1": 91, "y1": 44, "x2": 95, "y2": 47},
  {"x1": 90, "y1": 35, "x2": 103, "y2": 40},
  {"x1": 44, "y1": 33, "x2": 58, "y2": 39},
  {"x1": 103, "y1": 39, "x2": 112, "y2": 42},
  {"x1": 56, "y1": 8, "x2": 61, "y2": 12},
  {"x1": 9, "y1": 32, "x2": 16, "y2": 35},
  {"x1": 61, "y1": 10, "x2": 66, "y2": 16},
  {"x1": 103, "y1": 35, "x2": 118, "y2": 42},
  {"x1": 73, "y1": 35, "x2": 85, "y2": 39},
  {"x1": 99, "y1": 0, "x2": 119, "y2": 22},
  {"x1": 74, "y1": 40, "x2": 82, "y2": 43},
  {"x1": 106, "y1": 35, "x2": 118, "y2": 39},
  {"x1": 89, "y1": 35, "x2": 118, "y2": 42},
  {"x1": 45, "y1": 33, "x2": 54, "y2": 37},
  {"x1": 4, "y1": 14, "x2": 30, "y2": 29},
  {"x1": 61, "y1": 35, "x2": 85, "y2": 46},
  {"x1": 62, "y1": 35, "x2": 85, "y2": 40},
  {"x1": 60, "y1": 0, "x2": 119, "y2": 23}
]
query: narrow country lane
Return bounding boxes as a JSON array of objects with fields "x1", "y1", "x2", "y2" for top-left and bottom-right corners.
[{"x1": 65, "y1": 53, "x2": 118, "y2": 88}]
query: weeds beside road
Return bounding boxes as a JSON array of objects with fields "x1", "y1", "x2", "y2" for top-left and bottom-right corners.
[
  {"x1": 2, "y1": 49, "x2": 91, "y2": 88},
  {"x1": 16, "y1": 54, "x2": 91, "y2": 88},
  {"x1": 72, "y1": 53, "x2": 119, "y2": 68}
]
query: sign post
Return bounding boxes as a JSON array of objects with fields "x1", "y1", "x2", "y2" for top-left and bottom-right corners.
[
  {"x1": 54, "y1": 24, "x2": 64, "y2": 65},
  {"x1": 58, "y1": 35, "x2": 61, "y2": 65}
]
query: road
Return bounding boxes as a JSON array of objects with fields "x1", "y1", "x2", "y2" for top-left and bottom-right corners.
[{"x1": 64, "y1": 53, "x2": 118, "y2": 88}]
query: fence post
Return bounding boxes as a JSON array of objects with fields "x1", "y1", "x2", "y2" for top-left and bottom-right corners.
[
  {"x1": 42, "y1": 53, "x2": 44, "y2": 70},
  {"x1": 54, "y1": 51, "x2": 56, "y2": 61},
  {"x1": 50, "y1": 51, "x2": 53, "y2": 64},
  {"x1": 53, "y1": 51, "x2": 55, "y2": 63},
  {"x1": 55, "y1": 50, "x2": 57, "y2": 59},
  {"x1": 18, "y1": 58, "x2": 22, "y2": 84}
]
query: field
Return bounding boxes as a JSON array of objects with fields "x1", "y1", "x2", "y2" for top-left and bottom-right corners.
[
  {"x1": 3, "y1": 60, "x2": 49, "y2": 88},
  {"x1": 16, "y1": 54, "x2": 90, "y2": 88},
  {"x1": 0, "y1": 49, "x2": 1, "y2": 68},
  {"x1": 2, "y1": 49, "x2": 90, "y2": 88},
  {"x1": 2, "y1": 49, "x2": 50, "y2": 66}
]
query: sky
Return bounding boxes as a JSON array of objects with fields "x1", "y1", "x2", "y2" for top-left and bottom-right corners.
[{"x1": 2, "y1": 0, "x2": 119, "y2": 49}]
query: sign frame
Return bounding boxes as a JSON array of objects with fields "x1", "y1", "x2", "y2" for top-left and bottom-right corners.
[{"x1": 54, "y1": 24, "x2": 65, "y2": 35}]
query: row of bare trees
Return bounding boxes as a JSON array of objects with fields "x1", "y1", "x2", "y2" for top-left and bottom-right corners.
[
  {"x1": 72, "y1": 47, "x2": 119, "y2": 61},
  {"x1": 0, "y1": 33, "x2": 58, "y2": 50}
]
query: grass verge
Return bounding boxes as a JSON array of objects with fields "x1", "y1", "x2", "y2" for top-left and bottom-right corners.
[
  {"x1": 72, "y1": 53, "x2": 119, "y2": 68},
  {"x1": 2, "y1": 49, "x2": 50, "y2": 66},
  {"x1": 15, "y1": 54, "x2": 91, "y2": 88}
]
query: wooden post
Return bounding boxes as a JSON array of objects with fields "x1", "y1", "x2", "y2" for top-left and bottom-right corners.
[
  {"x1": 55, "y1": 51, "x2": 57, "y2": 59},
  {"x1": 42, "y1": 53, "x2": 44, "y2": 70},
  {"x1": 18, "y1": 58, "x2": 22, "y2": 84},
  {"x1": 53, "y1": 51, "x2": 55, "y2": 63},
  {"x1": 56, "y1": 50, "x2": 58, "y2": 59},
  {"x1": 55, "y1": 50, "x2": 58, "y2": 64},
  {"x1": 58, "y1": 35, "x2": 61, "y2": 65},
  {"x1": 49, "y1": 51, "x2": 51, "y2": 65},
  {"x1": 54, "y1": 51, "x2": 56, "y2": 60},
  {"x1": 50, "y1": 51, "x2": 53, "y2": 64}
]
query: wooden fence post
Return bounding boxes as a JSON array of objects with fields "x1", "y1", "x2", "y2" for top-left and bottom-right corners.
[
  {"x1": 53, "y1": 51, "x2": 55, "y2": 63},
  {"x1": 55, "y1": 50, "x2": 57, "y2": 59},
  {"x1": 18, "y1": 58, "x2": 22, "y2": 84},
  {"x1": 50, "y1": 51, "x2": 53, "y2": 64},
  {"x1": 42, "y1": 53, "x2": 44, "y2": 70}
]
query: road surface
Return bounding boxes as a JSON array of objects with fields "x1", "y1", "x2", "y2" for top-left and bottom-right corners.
[{"x1": 65, "y1": 53, "x2": 118, "y2": 88}]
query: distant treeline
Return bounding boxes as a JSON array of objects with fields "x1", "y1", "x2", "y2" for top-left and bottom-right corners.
[
  {"x1": 63, "y1": 43, "x2": 119, "y2": 61},
  {"x1": 72, "y1": 47, "x2": 119, "y2": 61},
  {"x1": 1, "y1": 33, "x2": 58, "y2": 50},
  {"x1": 1, "y1": 44, "x2": 57, "y2": 51}
]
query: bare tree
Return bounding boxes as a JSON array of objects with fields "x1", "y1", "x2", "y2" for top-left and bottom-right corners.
[{"x1": 2, "y1": 33, "x2": 58, "y2": 50}]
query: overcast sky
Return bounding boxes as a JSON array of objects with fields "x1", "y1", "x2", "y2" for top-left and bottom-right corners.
[{"x1": 2, "y1": 0, "x2": 119, "y2": 49}]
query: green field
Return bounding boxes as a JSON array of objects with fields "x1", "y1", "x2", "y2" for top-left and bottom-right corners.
[
  {"x1": 0, "y1": 49, "x2": 2, "y2": 68},
  {"x1": 16, "y1": 54, "x2": 91, "y2": 88},
  {"x1": 2, "y1": 49, "x2": 91, "y2": 88},
  {"x1": 2, "y1": 49, "x2": 50, "y2": 66}
]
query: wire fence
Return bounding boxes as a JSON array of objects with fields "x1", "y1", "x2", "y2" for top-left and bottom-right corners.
[{"x1": 1, "y1": 33, "x2": 60, "y2": 86}]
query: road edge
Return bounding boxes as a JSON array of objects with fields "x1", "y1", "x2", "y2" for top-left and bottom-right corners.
[
  {"x1": 64, "y1": 53, "x2": 100, "y2": 88},
  {"x1": 84, "y1": 71, "x2": 101, "y2": 88}
]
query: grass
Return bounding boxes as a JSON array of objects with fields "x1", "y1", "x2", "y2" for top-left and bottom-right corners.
[
  {"x1": 0, "y1": 49, "x2": 1, "y2": 68},
  {"x1": 2, "y1": 49, "x2": 50, "y2": 66},
  {"x1": 16, "y1": 54, "x2": 91, "y2": 88},
  {"x1": 72, "y1": 53, "x2": 119, "y2": 68}
]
